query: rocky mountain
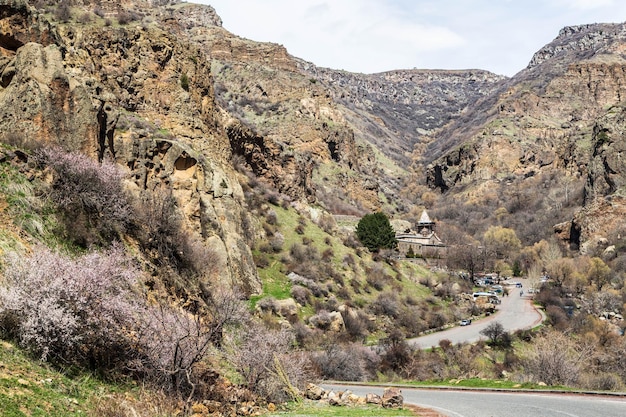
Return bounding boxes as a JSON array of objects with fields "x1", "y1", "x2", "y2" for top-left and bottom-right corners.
[
  {"x1": 162, "y1": 2, "x2": 506, "y2": 214},
  {"x1": 299, "y1": 65, "x2": 506, "y2": 166},
  {"x1": 421, "y1": 23, "x2": 626, "y2": 253},
  {"x1": 0, "y1": 0, "x2": 260, "y2": 293},
  {"x1": 2, "y1": 0, "x2": 625, "y2": 284}
]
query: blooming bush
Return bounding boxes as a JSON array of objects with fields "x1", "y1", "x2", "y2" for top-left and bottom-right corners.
[
  {"x1": 0, "y1": 245, "x2": 249, "y2": 401},
  {"x1": 0, "y1": 244, "x2": 140, "y2": 366},
  {"x1": 35, "y1": 147, "x2": 131, "y2": 247}
]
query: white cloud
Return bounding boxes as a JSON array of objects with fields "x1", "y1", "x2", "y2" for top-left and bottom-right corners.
[
  {"x1": 556, "y1": 0, "x2": 615, "y2": 11},
  {"x1": 199, "y1": 0, "x2": 626, "y2": 75}
]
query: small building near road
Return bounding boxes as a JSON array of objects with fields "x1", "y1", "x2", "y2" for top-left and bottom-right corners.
[{"x1": 396, "y1": 210, "x2": 446, "y2": 259}]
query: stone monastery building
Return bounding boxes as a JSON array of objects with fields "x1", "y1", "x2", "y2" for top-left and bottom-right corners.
[{"x1": 396, "y1": 210, "x2": 446, "y2": 258}]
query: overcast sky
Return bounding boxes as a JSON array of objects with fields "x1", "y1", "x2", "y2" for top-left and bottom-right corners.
[{"x1": 197, "y1": 0, "x2": 626, "y2": 76}]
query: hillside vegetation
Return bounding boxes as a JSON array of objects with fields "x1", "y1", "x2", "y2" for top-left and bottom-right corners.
[{"x1": 1, "y1": 1, "x2": 626, "y2": 416}]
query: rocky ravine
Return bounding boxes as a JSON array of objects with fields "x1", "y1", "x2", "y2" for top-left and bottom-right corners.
[
  {"x1": 164, "y1": 2, "x2": 506, "y2": 213},
  {"x1": 422, "y1": 23, "x2": 626, "y2": 252}
]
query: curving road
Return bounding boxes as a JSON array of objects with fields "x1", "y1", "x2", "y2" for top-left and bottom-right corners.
[
  {"x1": 408, "y1": 292, "x2": 543, "y2": 349},
  {"x1": 323, "y1": 384, "x2": 626, "y2": 417}
]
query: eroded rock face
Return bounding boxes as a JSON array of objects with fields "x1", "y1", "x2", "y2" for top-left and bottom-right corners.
[
  {"x1": 0, "y1": 0, "x2": 58, "y2": 50},
  {"x1": 422, "y1": 22, "x2": 626, "y2": 250},
  {"x1": 0, "y1": 42, "x2": 98, "y2": 153},
  {"x1": 0, "y1": 2, "x2": 261, "y2": 294}
]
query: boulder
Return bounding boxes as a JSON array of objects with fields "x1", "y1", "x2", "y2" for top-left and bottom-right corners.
[
  {"x1": 305, "y1": 383, "x2": 325, "y2": 400},
  {"x1": 365, "y1": 393, "x2": 382, "y2": 404},
  {"x1": 328, "y1": 311, "x2": 345, "y2": 332},
  {"x1": 327, "y1": 391, "x2": 343, "y2": 406},
  {"x1": 275, "y1": 298, "x2": 299, "y2": 321},
  {"x1": 382, "y1": 387, "x2": 403, "y2": 408}
]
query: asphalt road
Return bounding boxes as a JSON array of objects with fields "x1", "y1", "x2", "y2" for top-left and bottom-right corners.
[
  {"x1": 408, "y1": 292, "x2": 543, "y2": 349},
  {"x1": 323, "y1": 384, "x2": 626, "y2": 417}
]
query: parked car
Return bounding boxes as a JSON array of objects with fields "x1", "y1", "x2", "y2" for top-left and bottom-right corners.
[{"x1": 460, "y1": 319, "x2": 472, "y2": 326}]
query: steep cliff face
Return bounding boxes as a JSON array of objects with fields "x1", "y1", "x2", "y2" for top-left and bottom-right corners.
[
  {"x1": 422, "y1": 23, "x2": 626, "y2": 250},
  {"x1": 0, "y1": 0, "x2": 260, "y2": 293},
  {"x1": 160, "y1": 7, "x2": 387, "y2": 212}
]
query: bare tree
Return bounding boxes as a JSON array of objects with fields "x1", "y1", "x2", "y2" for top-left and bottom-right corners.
[
  {"x1": 479, "y1": 321, "x2": 510, "y2": 347},
  {"x1": 522, "y1": 330, "x2": 589, "y2": 386},
  {"x1": 132, "y1": 286, "x2": 249, "y2": 403},
  {"x1": 225, "y1": 324, "x2": 313, "y2": 403}
]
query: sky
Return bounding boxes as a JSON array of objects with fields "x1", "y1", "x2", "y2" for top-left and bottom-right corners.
[{"x1": 197, "y1": 0, "x2": 626, "y2": 77}]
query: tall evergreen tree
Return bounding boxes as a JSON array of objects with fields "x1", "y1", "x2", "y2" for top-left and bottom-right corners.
[{"x1": 355, "y1": 212, "x2": 397, "y2": 252}]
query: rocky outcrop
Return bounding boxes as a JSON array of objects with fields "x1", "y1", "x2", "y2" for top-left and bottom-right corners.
[
  {"x1": 0, "y1": 41, "x2": 98, "y2": 153},
  {"x1": 421, "y1": 22, "x2": 626, "y2": 250},
  {"x1": 304, "y1": 384, "x2": 403, "y2": 409},
  {"x1": 0, "y1": 1, "x2": 260, "y2": 293},
  {"x1": 381, "y1": 387, "x2": 404, "y2": 408},
  {"x1": 0, "y1": 0, "x2": 59, "y2": 49}
]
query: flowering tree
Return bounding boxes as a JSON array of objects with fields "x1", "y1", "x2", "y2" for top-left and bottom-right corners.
[
  {"x1": 0, "y1": 244, "x2": 140, "y2": 365},
  {"x1": 0, "y1": 243, "x2": 249, "y2": 404},
  {"x1": 35, "y1": 147, "x2": 131, "y2": 247}
]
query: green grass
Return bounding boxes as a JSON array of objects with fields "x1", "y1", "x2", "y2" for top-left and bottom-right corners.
[
  {"x1": 0, "y1": 158, "x2": 64, "y2": 250},
  {"x1": 402, "y1": 378, "x2": 572, "y2": 391},
  {"x1": 251, "y1": 259, "x2": 292, "y2": 307},
  {"x1": 0, "y1": 341, "x2": 122, "y2": 417},
  {"x1": 269, "y1": 401, "x2": 417, "y2": 416}
]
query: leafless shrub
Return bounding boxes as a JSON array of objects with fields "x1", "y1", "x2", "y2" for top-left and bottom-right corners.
[
  {"x1": 117, "y1": 10, "x2": 140, "y2": 25},
  {"x1": 262, "y1": 221, "x2": 276, "y2": 237},
  {"x1": 265, "y1": 210, "x2": 278, "y2": 225},
  {"x1": 309, "y1": 310, "x2": 333, "y2": 330},
  {"x1": 343, "y1": 253, "x2": 356, "y2": 267},
  {"x1": 269, "y1": 232, "x2": 284, "y2": 253},
  {"x1": 290, "y1": 261, "x2": 322, "y2": 283},
  {"x1": 256, "y1": 297, "x2": 278, "y2": 315},
  {"x1": 342, "y1": 233, "x2": 360, "y2": 249},
  {"x1": 132, "y1": 189, "x2": 218, "y2": 281},
  {"x1": 425, "y1": 310, "x2": 447, "y2": 329},
  {"x1": 2, "y1": 132, "x2": 42, "y2": 151},
  {"x1": 267, "y1": 191, "x2": 280, "y2": 206},
  {"x1": 378, "y1": 329, "x2": 413, "y2": 375},
  {"x1": 78, "y1": 12, "x2": 92, "y2": 23},
  {"x1": 545, "y1": 305, "x2": 570, "y2": 331},
  {"x1": 253, "y1": 251, "x2": 270, "y2": 268},
  {"x1": 54, "y1": 0, "x2": 71, "y2": 22},
  {"x1": 336, "y1": 286, "x2": 351, "y2": 301},
  {"x1": 398, "y1": 306, "x2": 426, "y2": 337},
  {"x1": 580, "y1": 372, "x2": 624, "y2": 391},
  {"x1": 288, "y1": 272, "x2": 324, "y2": 297},
  {"x1": 290, "y1": 285, "x2": 311, "y2": 306},
  {"x1": 93, "y1": 6, "x2": 105, "y2": 18},
  {"x1": 349, "y1": 278, "x2": 362, "y2": 294},
  {"x1": 289, "y1": 242, "x2": 308, "y2": 263},
  {"x1": 342, "y1": 310, "x2": 369, "y2": 342},
  {"x1": 366, "y1": 274, "x2": 386, "y2": 291},
  {"x1": 226, "y1": 325, "x2": 312, "y2": 402},
  {"x1": 521, "y1": 330, "x2": 585, "y2": 386},
  {"x1": 370, "y1": 292, "x2": 400, "y2": 318},
  {"x1": 312, "y1": 342, "x2": 378, "y2": 381}
]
